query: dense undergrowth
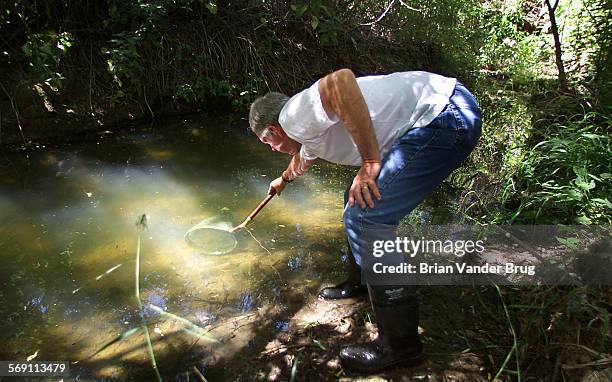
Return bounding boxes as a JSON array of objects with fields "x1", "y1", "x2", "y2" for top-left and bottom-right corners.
[{"x1": 1, "y1": 0, "x2": 611, "y2": 380}]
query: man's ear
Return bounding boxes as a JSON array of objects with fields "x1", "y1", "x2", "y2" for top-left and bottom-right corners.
[{"x1": 267, "y1": 123, "x2": 284, "y2": 137}]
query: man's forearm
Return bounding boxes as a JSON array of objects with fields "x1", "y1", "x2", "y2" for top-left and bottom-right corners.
[{"x1": 282, "y1": 153, "x2": 316, "y2": 182}]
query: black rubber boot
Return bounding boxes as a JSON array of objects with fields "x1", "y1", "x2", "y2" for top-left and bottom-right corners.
[
  {"x1": 340, "y1": 285, "x2": 423, "y2": 373},
  {"x1": 318, "y1": 246, "x2": 367, "y2": 300}
]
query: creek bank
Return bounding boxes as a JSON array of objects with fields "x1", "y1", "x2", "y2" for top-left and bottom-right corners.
[{"x1": 0, "y1": 79, "x2": 212, "y2": 149}]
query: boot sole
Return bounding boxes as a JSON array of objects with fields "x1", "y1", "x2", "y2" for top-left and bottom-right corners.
[
  {"x1": 342, "y1": 353, "x2": 423, "y2": 374},
  {"x1": 317, "y1": 292, "x2": 367, "y2": 300}
]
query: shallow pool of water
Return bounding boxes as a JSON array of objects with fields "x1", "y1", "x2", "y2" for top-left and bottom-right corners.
[{"x1": 0, "y1": 115, "x2": 368, "y2": 378}]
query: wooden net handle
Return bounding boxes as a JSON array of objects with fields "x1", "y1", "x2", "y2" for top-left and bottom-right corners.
[{"x1": 247, "y1": 189, "x2": 276, "y2": 221}]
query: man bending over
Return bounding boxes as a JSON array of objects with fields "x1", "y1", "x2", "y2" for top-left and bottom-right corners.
[{"x1": 248, "y1": 69, "x2": 482, "y2": 373}]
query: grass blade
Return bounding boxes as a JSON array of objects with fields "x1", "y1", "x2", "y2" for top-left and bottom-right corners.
[
  {"x1": 135, "y1": 214, "x2": 163, "y2": 382},
  {"x1": 494, "y1": 285, "x2": 521, "y2": 381},
  {"x1": 148, "y1": 304, "x2": 219, "y2": 343},
  {"x1": 95, "y1": 263, "x2": 123, "y2": 280},
  {"x1": 289, "y1": 356, "x2": 299, "y2": 382}
]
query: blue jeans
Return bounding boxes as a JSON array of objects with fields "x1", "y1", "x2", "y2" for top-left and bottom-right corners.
[{"x1": 344, "y1": 81, "x2": 482, "y2": 266}]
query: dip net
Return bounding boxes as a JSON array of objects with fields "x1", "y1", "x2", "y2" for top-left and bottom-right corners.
[{"x1": 184, "y1": 216, "x2": 237, "y2": 255}]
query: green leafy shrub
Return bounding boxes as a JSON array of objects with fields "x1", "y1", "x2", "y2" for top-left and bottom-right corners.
[
  {"x1": 510, "y1": 110, "x2": 611, "y2": 224},
  {"x1": 21, "y1": 31, "x2": 73, "y2": 86},
  {"x1": 290, "y1": 0, "x2": 340, "y2": 45},
  {"x1": 176, "y1": 76, "x2": 256, "y2": 110},
  {"x1": 104, "y1": 31, "x2": 145, "y2": 98}
]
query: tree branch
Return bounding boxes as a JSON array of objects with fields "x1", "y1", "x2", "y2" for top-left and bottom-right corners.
[
  {"x1": 545, "y1": 0, "x2": 569, "y2": 92},
  {"x1": 360, "y1": 0, "x2": 396, "y2": 26},
  {"x1": 398, "y1": 0, "x2": 421, "y2": 12}
]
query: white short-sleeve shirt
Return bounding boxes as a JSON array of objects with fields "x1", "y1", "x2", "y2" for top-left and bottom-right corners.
[{"x1": 278, "y1": 71, "x2": 457, "y2": 166}]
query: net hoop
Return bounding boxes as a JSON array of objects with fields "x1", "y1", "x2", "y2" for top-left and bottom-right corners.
[{"x1": 184, "y1": 218, "x2": 237, "y2": 255}]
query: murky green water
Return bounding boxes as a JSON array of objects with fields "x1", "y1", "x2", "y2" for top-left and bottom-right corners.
[{"x1": 0, "y1": 115, "x2": 363, "y2": 379}]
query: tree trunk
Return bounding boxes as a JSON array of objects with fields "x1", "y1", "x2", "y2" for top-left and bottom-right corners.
[{"x1": 546, "y1": 0, "x2": 569, "y2": 92}]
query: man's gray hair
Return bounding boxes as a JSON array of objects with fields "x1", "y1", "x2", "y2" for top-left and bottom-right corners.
[{"x1": 249, "y1": 92, "x2": 289, "y2": 136}]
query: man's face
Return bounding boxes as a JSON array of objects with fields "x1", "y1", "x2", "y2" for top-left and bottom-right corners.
[{"x1": 259, "y1": 124, "x2": 300, "y2": 156}]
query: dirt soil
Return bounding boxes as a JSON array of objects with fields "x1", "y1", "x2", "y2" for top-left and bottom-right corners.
[
  {"x1": 73, "y1": 281, "x2": 610, "y2": 381},
  {"x1": 201, "y1": 287, "x2": 493, "y2": 382}
]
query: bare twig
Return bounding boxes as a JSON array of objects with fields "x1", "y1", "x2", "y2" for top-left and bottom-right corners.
[
  {"x1": 143, "y1": 86, "x2": 155, "y2": 119},
  {"x1": 562, "y1": 358, "x2": 612, "y2": 369},
  {"x1": 89, "y1": 44, "x2": 95, "y2": 125},
  {"x1": 398, "y1": 0, "x2": 421, "y2": 12},
  {"x1": 191, "y1": 366, "x2": 208, "y2": 382},
  {"x1": 360, "y1": 0, "x2": 421, "y2": 27},
  {"x1": 361, "y1": 0, "x2": 396, "y2": 26},
  {"x1": 0, "y1": 81, "x2": 26, "y2": 144},
  {"x1": 550, "y1": 342, "x2": 609, "y2": 359},
  {"x1": 257, "y1": 343, "x2": 321, "y2": 357}
]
